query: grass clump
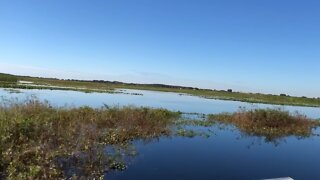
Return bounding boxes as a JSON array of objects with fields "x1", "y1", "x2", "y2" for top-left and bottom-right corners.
[
  {"x1": 175, "y1": 129, "x2": 198, "y2": 138},
  {"x1": 175, "y1": 119, "x2": 215, "y2": 127},
  {"x1": 0, "y1": 98, "x2": 180, "y2": 179},
  {"x1": 175, "y1": 129, "x2": 210, "y2": 138},
  {"x1": 208, "y1": 108, "x2": 320, "y2": 141}
]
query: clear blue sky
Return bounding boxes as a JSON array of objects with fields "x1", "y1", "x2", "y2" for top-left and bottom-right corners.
[{"x1": 1, "y1": 0, "x2": 319, "y2": 97}]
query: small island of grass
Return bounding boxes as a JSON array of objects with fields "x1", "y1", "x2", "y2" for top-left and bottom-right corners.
[{"x1": 208, "y1": 108, "x2": 320, "y2": 141}]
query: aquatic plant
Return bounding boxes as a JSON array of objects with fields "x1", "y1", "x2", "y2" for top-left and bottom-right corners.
[
  {"x1": 175, "y1": 129, "x2": 198, "y2": 138},
  {"x1": 0, "y1": 98, "x2": 180, "y2": 179},
  {"x1": 175, "y1": 129, "x2": 209, "y2": 138},
  {"x1": 175, "y1": 119, "x2": 215, "y2": 127},
  {"x1": 208, "y1": 108, "x2": 320, "y2": 142}
]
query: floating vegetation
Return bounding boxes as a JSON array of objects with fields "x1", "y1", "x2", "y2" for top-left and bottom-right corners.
[
  {"x1": 175, "y1": 129, "x2": 210, "y2": 138},
  {"x1": 109, "y1": 162, "x2": 127, "y2": 171},
  {"x1": 208, "y1": 108, "x2": 320, "y2": 142},
  {"x1": 175, "y1": 119, "x2": 215, "y2": 127},
  {"x1": 180, "y1": 112, "x2": 206, "y2": 120},
  {"x1": 176, "y1": 129, "x2": 198, "y2": 138}
]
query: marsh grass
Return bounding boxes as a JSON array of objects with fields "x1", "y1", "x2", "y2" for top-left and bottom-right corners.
[
  {"x1": 175, "y1": 119, "x2": 215, "y2": 127},
  {"x1": 0, "y1": 98, "x2": 180, "y2": 179},
  {"x1": 208, "y1": 108, "x2": 320, "y2": 141},
  {"x1": 175, "y1": 128, "x2": 210, "y2": 138}
]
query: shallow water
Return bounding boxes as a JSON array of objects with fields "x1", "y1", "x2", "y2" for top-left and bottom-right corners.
[
  {"x1": 1, "y1": 88, "x2": 320, "y2": 179},
  {"x1": 1, "y1": 88, "x2": 319, "y2": 118}
]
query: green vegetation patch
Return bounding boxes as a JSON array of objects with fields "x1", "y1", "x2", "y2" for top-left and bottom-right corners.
[
  {"x1": 175, "y1": 129, "x2": 210, "y2": 138},
  {"x1": 175, "y1": 119, "x2": 215, "y2": 127},
  {"x1": 0, "y1": 99, "x2": 180, "y2": 179},
  {"x1": 0, "y1": 73, "x2": 17, "y2": 83},
  {"x1": 208, "y1": 108, "x2": 320, "y2": 142}
]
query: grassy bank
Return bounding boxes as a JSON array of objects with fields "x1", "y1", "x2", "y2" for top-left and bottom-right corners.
[
  {"x1": 0, "y1": 99, "x2": 180, "y2": 179},
  {"x1": 2, "y1": 74, "x2": 318, "y2": 107},
  {"x1": 208, "y1": 108, "x2": 320, "y2": 141}
]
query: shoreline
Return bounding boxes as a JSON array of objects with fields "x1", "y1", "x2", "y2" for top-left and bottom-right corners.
[
  {"x1": 1, "y1": 84, "x2": 320, "y2": 108},
  {"x1": 0, "y1": 73, "x2": 319, "y2": 108}
]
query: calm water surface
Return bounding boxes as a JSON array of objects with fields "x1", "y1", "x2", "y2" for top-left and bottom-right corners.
[
  {"x1": 1, "y1": 88, "x2": 320, "y2": 180},
  {"x1": 0, "y1": 88, "x2": 319, "y2": 118}
]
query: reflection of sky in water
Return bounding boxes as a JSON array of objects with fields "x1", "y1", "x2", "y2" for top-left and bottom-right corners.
[
  {"x1": 107, "y1": 127, "x2": 320, "y2": 180},
  {"x1": 1, "y1": 88, "x2": 320, "y2": 179},
  {"x1": 1, "y1": 88, "x2": 319, "y2": 118}
]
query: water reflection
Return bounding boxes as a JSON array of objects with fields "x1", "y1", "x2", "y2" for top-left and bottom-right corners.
[{"x1": 106, "y1": 126, "x2": 320, "y2": 180}]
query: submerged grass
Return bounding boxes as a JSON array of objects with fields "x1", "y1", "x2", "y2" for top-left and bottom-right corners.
[
  {"x1": 0, "y1": 98, "x2": 180, "y2": 179},
  {"x1": 2, "y1": 88, "x2": 22, "y2": 94},
  {"x1": 175, "y1": 119, "x2": 215, "y2": 127},
  {"x1": 208, "y1": 108, "x2": 320, "y2": 141},
  {"x1": 175, "y1": 128, "x2": 210, "y2": 138}
]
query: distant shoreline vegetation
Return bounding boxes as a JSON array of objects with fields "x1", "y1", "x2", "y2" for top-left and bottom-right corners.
[
  {"x1": 1, "y1": 73, "x2": 320, "y2": 107},
  {"x1": 0, "y1": 73, "x2": 17, "y2": 83}
]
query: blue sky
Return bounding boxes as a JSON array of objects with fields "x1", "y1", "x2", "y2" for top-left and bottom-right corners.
[{"x1": 0, "y1": 0, "x2": 319, "y2": 97}]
